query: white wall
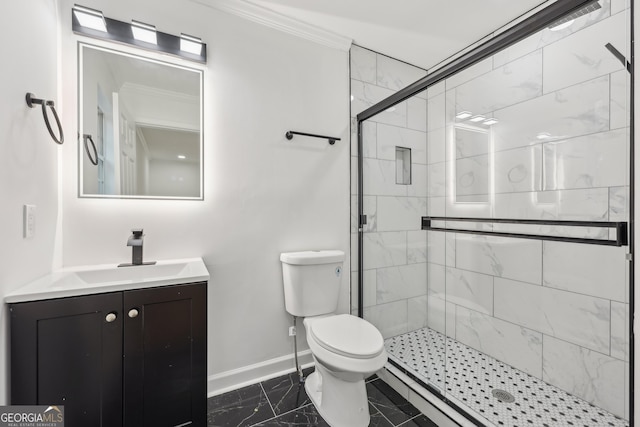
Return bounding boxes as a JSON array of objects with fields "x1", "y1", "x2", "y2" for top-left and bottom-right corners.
[
  {"x1": 0, "y1": 0, "x2": 60, "y2": 404},
  {"x1": 148, "y1": 158, "x2": 199, "y2": 197},
  {"x1": 57, "y1": 0, "x2": 350, "y2": 392}
]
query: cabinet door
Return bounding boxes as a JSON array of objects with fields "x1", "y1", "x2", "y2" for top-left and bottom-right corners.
[
  {"x1": 123, "y1": 282, "x2": 207, "y2": 427},
  {"x1": 10, "y1": 292, "x2": 123, "y2": 427}
]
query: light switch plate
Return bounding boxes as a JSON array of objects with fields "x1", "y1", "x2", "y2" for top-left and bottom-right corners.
[{"x1": 23, "y1": 204, "x2": 35, "y2": 238}]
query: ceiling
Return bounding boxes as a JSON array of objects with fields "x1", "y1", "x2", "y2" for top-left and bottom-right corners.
[
  {"x1": 245, "y1": 0, "x2": 553, "y2": 69},
  {"x1": 95, "y1": 47, "x2": 200, "y2": 96},
  {"x1": 139, "y1": 127, "x2": 200, "y2": 163}
]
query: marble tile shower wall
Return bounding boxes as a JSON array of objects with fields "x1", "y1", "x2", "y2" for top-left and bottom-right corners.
[
  {"x1": 425, "y1": 1, "x2": 630, "y2": 420},
  {"x1": 348, "y1": 45, "x2": 429, "y2": 338}
]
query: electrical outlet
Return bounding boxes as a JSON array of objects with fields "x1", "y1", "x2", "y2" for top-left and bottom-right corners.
[
  {"x1": 23, "y1": 205, "x2": 36, "y2": 239},
  {"x1": 288, "y1": 326, "x2": 296, "y2": 336}
]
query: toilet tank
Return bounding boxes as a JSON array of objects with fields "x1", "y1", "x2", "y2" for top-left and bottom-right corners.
[{"x1": 280, "y1": 250, "x2": 345, "y2": 317}]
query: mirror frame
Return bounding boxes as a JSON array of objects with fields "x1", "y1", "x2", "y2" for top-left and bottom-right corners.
[{"x1": 77, "y1": 41, "x2": 205, "y2": 200}]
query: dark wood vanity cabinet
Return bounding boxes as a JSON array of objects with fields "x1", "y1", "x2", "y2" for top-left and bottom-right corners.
[
  {"x1": 123, "y1": 283, "x2": 207, "y2": 426},
  {"x1": 10, "y1": 292, "x2": 124, "y2": 426},
  {"x1": 10, "y1": 282, "x2": 207, "y2": 427}
]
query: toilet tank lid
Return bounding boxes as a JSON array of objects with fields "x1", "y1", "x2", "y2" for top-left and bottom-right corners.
[{"x1": 280, "y1": 250, "x2": 345, "y2": 265}]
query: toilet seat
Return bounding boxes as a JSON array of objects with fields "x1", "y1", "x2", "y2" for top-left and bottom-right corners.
[{"x1": 309, "y1": 314, "x2": 384, "y2": 359}]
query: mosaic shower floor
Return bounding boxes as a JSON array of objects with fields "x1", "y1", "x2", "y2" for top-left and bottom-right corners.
[{"x1": 385, "y1": 328, "x2": 628, "y2": 427}]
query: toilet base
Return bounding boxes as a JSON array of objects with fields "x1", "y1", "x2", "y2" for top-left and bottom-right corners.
[{"x1": 305, "y1": 365, "x2": 370, "y2": 427}]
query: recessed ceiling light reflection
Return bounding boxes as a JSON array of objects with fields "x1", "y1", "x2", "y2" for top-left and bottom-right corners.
[
  {"x1": 549, "y1": 19, "x2": 575, "y2": 32},
  {"x1": 483, "y1": 118, "x2": 498, "y2": 126},
  {"x1": 456, "y1": 111, "x2": 472, "y2": 119},
  {"x1": 177, "y1": 155, "x2": 186, "y2": 160},
  {"x1": 536, "y1": 132, "x2": 552, "y2": 140},
  {"x1": 469, "y1": 115, "x2": 486, "y2": 123}
]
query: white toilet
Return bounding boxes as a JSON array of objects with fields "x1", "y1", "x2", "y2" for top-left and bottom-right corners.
[{"x1": 280, "y1": 250, "x2": 387, "y2": 427}]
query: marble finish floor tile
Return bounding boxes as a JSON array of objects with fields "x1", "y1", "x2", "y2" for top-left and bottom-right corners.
[
  {"x1": 386, "y1": 327, "x2": 629, "y2": 427},
  {"x1": 369, "y1": 403, "x2": 395, "y2": 427},
  {"x1": 253, "y1": 404, "x2": 329, "y2": 427},
  {"x1": 207, "y1": 383, "x2": 274, "y2": 427},
  {"x1": 261, "y1": 368, "x2": 313, "y2": 416},
  {"x1": 367, "y1": 379, "x2": 422, "y2": 425},
  {"x1": 208, "y1": 369, "x2": 433, "y2": 427}
]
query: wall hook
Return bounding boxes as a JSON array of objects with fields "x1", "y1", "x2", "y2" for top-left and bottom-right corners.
[
  {"x1": 26, "y1": 92, "x2": 64, "y2": 145},
  {"x1": 286, "y1": 130, "x2": 340, "y2": 145}
]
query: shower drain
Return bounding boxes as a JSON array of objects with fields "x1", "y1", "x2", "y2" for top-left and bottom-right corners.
[{"x1": 491, "y1": 389, "x2": 515, "y2": 403}]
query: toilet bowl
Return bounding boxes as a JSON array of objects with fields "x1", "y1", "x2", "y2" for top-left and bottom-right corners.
[
  {"x1": 280, "y1": 250, "x2": 388, "y2": 427},
  {"x1": 303, "y1": 314, "x2": 387, "y2": 427}
]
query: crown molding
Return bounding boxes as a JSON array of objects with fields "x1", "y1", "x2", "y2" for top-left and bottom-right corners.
[
  {"x1": 120, "y1": 82, "x2": 199, "y2": 105},
  {"x1": 191, "y1": 0, "x2": 352, "y2": 51}
]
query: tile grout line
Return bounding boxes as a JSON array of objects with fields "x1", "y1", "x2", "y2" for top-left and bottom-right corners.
[
  {"x1": 259, "y1": 382, "x2": 276, "y2": 420},
  {"x1": 370, "y1": 399, "x2": 399, "y2": 427},
  {"x1": 452, "y1": 298, "x2": 621, "y2": 360},
  {"x1": 249, "y1": 402, "x2": 317, "y2": 427},
  {"x1": 434, "y1": 258, "x2": 627, "y2": 305},
  {"x1": 369, "y1": 378, "x2": 421, "y2": 427},
  {"x1": 397, "y1": 413, "x2": 424, "y2": 427}
]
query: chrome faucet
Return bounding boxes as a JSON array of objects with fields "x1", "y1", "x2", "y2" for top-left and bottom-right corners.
[{"x1": 119, "y1": 228, "x2": 156, "y2": 267}]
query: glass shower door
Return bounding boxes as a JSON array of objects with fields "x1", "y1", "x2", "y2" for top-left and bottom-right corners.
[
  {"x1": 358, "y1": 88, "x2": 443, "y2": 390},
  {"x1": 358, "y1": 1, "x2": 631, "y2": 426},
  {"x1": 433, "y1": 1, "x2": 631, "y2": 425}
]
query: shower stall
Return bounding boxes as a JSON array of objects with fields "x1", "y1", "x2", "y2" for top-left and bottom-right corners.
[{"x1": 354, "y1": 0, "x2": 633, "y2": 425}]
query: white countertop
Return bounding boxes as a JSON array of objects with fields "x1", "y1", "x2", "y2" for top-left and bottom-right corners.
[{"x1": 5, "y1": 258, "x2": 210, "y2": 303}]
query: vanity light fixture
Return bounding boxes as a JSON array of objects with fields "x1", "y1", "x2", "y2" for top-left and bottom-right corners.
[
  {"x1": 71, "y1": 4, "x2": 207, "y2": 63},
  {"x1": 455, "y1": 111, "x2": 473, "y2": 119},
  {"x1": 180, "y1": 34, "x2": 203, "y2": 55},
  {"x1": 72, "y1": 5, "x2": 107, "y2": 32},
  {"x1": 131, "y1": 20, "x2": 157, "y2": 45},
  {"x1": 469, "y1": 115, "x2": 486, "y2": 123}
]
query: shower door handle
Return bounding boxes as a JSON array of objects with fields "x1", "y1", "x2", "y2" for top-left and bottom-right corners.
[{"x1": 421, "y1": 217, "x2": 430, "y2": 229}]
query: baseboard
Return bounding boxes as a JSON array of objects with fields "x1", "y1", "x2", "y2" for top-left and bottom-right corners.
[{"x1": 207, "y1": 350, "x2": 314, "y2": 397}]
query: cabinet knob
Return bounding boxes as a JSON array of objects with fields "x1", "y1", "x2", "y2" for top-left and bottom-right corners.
[
  {"x1": 105, "y1": 312, "x2": 117, "y2": 323},
  {"x1": 128, "y1": 308, "x2": 139, "y2": 318}
]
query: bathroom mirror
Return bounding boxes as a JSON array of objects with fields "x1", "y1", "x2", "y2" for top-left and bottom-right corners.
[{"x1": 78, "y1": 43, "x2": 203, "y2": 199}]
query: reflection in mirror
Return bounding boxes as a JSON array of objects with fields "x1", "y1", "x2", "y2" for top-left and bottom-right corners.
[
  {"x1": 453, "y1": 125, "x2": 489, "y2": 203},
  {"x1": 79, "y1": 43, "x2": 203, "y2": 199}
]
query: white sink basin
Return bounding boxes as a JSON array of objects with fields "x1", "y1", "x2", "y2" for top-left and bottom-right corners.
[
  {"x1": 5, "y1": 258, "x2": 209, "y2": 303},
  {"x1": 72, "y1": 263, "x2": 188, "y2": 286}
]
